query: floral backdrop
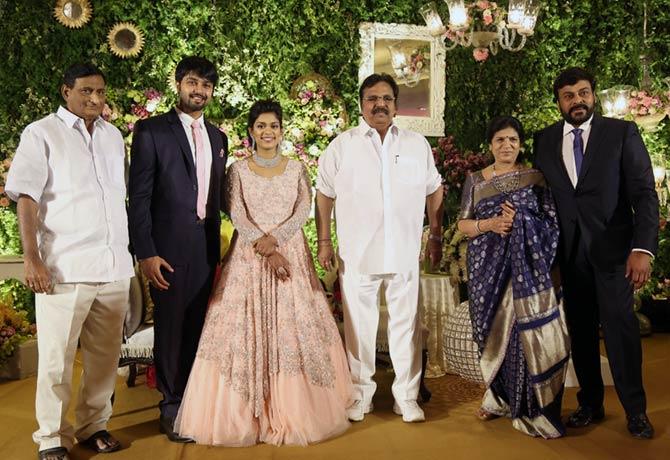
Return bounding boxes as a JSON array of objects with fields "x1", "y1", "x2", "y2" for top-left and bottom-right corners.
[{"x1": 0, "y1": 0, "x2": 670, "y2": 301}]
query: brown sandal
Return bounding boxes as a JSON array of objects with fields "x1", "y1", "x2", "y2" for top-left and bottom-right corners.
[
  {"x1": 81, "y1": 430, "x2": 122, "y2": 453},
  {"x1": 476, "y1": 407, "x2": 501, "y2": 421}
]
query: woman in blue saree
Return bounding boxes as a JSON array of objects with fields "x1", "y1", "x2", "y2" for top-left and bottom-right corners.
[{"x1": 457, "y1": 116, "x2": 570, "y2": 439}]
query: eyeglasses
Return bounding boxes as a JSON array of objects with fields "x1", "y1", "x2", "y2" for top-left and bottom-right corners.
[{"x1": 363, "y1": 95, "x2": 395, "y2": 104}]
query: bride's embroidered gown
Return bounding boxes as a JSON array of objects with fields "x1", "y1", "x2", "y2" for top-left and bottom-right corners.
[{"x1": 175, "y1": 159, "x2": 353, "y2": 446}]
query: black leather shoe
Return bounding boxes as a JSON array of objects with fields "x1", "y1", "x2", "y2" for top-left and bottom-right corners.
[
  {"x1": 566, "y1": 406, "x2": 605, "y2": 428},
  {"x1": 627, "y1": 413, "x2": 654, "y2": 439},
  {"x1": 159, "y1": 415, "x2": 194, "y2": 443}
]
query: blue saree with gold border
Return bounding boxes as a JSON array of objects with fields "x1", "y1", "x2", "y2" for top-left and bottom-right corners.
[{"x1": 460, "y1": 168, "x2": 570, "y2": 439}]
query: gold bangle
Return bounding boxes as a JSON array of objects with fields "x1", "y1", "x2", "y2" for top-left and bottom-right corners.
[{"x1": 475, "y1": 220, "x2": 483, "y2": 234}]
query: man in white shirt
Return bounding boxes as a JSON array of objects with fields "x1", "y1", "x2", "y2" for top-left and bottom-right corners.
[
  {"x1": 5, "y1": 63, "x2": 134, "y2": 460},
  {"x1": 316, "y1": 73, "x2": 443, "y2": 423}
]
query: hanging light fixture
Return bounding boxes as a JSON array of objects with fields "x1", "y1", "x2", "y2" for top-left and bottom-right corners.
[{"x1": 420, "y1": 0, "x2": 542, "y2": 58}]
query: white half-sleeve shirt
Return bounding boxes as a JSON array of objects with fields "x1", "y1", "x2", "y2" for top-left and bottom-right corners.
[
  {"x1": 317, "y1": 120, "x2": 442, "y2": 275},
  {"x1": 5, "y1": 106, "x2": 134, "y2": 283}
]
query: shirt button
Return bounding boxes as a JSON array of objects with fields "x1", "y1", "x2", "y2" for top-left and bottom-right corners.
[{"x1": 193, "y1": 185, "x2": 197, "y2": 191}]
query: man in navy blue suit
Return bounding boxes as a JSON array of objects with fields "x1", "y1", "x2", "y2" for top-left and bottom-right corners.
[
  {"x1": 128, "y1": 56, "x2": 227, "y2": 442},
  {"x1": 534, "y1": 67, "x2": 658, "y2": 439}
]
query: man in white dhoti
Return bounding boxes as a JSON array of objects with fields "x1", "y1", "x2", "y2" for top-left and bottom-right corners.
[
  {"x1": 5, "y1": 63, "x2": 134, "y2": 460},
  {"x1": 315, "y1": 73, "x2": 443, "y2": 423}
]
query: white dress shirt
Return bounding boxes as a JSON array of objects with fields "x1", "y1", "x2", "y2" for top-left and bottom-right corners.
[
  {"x1": 317, "y1": 120, "x2": 442, "y2": 275},
  {"x1": 561, "y1": 115, "x2": 593, "y2": 187},
  {"x1": 5, "y1": 106, "x2": 134, "y2": 283},
  {"x1": 176, "y1": 109, "x2": 212, "y2": 201}
]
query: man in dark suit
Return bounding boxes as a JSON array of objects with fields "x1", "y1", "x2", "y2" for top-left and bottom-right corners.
[
  {"x1": 534, "y1": 67, "x2": 658, "y2": 439},
  {"x1": 128, "y1": 56, "x2": 227, "y2": 442}
]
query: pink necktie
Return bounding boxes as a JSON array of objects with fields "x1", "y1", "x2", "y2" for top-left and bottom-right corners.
[{"x1": 191, "y1": 120, "x2": 207, "y2": 219}]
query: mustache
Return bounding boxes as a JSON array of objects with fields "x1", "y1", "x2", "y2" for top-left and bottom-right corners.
[
  {"x1": 570, "y1": 104, "x2": 588, "y2": 112},
  {"x1": 190, "y1": 93, "x2": 207, "y2": 100},
  {"x1": 372, "y1": 107, "x2": 389, "y2": 115}
]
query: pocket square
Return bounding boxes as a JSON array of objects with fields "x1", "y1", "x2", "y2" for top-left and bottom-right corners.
[{"x1": 219, "y1": 148, "x2": 225, "y2": 158}]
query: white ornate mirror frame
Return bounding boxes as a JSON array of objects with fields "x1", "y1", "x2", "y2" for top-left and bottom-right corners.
[{"x1": 359, "y1": 22, "x2": 446, "y2": 137}]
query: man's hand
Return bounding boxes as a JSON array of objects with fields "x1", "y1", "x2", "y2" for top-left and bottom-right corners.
[
  {"x1": 426, "y1": 238, "x2": 442, "y2": 270},
  {"x1": 253, "y1": 234, "x2": 278, "y2": 257},
  {"x1": 625, "y1": 251, "x2": 652, "y2": 290},
  {"x1": 317, "y1": 242, "x2": 336, "y2": 272},
  {"x1": 139, "y1": 256, "x2": 174, "y2": 290},
  {"x1": 24, "y1": 255, "x2": 53, "y2": 293}
]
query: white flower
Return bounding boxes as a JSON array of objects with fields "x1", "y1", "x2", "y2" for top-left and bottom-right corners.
[
  {"x1": 281, "y1": 140, "x2": 295, "y2": 154},
  {"x1": 320, "y1": 124, "x2": 334, "y2": 136},
  {"x1": 290, "y1": 127, "x2": 304, "y2": 141},
  {"x1": 146, "y1": 99, "x2": 159, "y2": 113},
  {"x1": 308, "y1": 144, "x2": 321, "y2": 157}
]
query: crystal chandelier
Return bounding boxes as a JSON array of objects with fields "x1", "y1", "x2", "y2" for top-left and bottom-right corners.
[{"x1": 420, "y1": 1, "x2": 541, "y2": 58}]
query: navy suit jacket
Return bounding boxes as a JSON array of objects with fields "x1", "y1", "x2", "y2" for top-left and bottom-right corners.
[
  {"x1": 534, "y1": 115, "x2": 658, "y2": 269},
  {"x1": 128, "y1": 108, "x2": 228, "y2": 266}
]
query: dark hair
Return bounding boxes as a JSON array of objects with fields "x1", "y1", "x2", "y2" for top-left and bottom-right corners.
[
  {"x1": 553, "y1": 67, "x2": 596, "y2": 102},
  {"x1": 247, "y1": 100, "x2": 283, "y2": 130},
  {"x1": 63, "y1": 63, "x2": 105, "y2": 88},
  {"x1": 175, "y1": 56, "x2": 218, "y2": 85},
  {"x1": 359, "y1": 73, "x2": 399, "y2": 103},
  {"x1": 486, "y1": 116, "x2": 525, "y2": 144}
]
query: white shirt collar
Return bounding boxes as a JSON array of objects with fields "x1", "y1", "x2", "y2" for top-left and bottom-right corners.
[
  {"x1": 176, "y1": 107, "x2": 204, "y2": 128},
  {"x1": 358, "y1": 118, "x2": 399, "y2": 137},
  {"x1": 56, "y1": 105, "x2": 103, "y2": 129},
  {"x1": 563, "y1": 114, "x2": 594, "y2": 137}
]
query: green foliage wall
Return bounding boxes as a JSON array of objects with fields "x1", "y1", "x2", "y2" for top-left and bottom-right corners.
[{"x1": 1, "y1": 0, "x2": 669, "y2": 154}]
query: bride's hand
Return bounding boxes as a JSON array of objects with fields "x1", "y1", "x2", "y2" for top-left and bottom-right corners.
[
  {"x1": 254, "y1": 234, "x2": 278, "y2": 257},
  {"x1": 267, "y1": 252, "x2": 291, "y2": 281}
]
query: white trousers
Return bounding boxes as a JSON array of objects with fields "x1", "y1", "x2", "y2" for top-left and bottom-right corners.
[
  {"x1": 340, "y1": 267, "x2": 422, "y2": 405},
  {"x1": 33, "y1": 279, "x2": 130, "y2": 451}
]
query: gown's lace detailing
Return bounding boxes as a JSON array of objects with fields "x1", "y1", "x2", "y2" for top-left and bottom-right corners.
[
  {"x1": 225, "y1": 162, "x2": 265, "y2": 242},
  {"x1": 270, "y1": 164, "x2": 312, "y2": 245},
  {"x1": 197, "y1": 159, "x2": 340, "y2": 418}
]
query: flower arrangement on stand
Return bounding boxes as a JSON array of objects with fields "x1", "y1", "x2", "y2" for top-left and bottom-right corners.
[
  {"x1": 628, "y1": 89, "x2": 667, "y2": 132},
  {"x1": 0, "y1": 286, "x2": 36, "y2": 369}
]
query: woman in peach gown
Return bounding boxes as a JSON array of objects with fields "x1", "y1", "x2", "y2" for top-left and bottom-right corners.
[{"x1": 175, "y1": 100, "x2": 353, "y2": 446}]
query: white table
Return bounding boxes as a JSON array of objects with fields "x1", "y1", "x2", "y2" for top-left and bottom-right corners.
[{"x1": 0, "y1": 255, "x2": 24, "y2": 282}]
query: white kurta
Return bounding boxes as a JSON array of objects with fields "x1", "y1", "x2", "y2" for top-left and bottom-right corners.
[
  {"x1": 317, "y1": 120, "x2": 442, "y2": 405},
  {"x1": 316, "y1": 120, "x2": 442, "y2": 275},
  {"x1": 6, "y1": 106, "x2": 133, "y2": 451}
]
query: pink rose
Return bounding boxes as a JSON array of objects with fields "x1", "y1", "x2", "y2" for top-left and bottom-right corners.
[
  {"x1": 473, "y1": 47, "x2": 490, "y2": 62},
  {"x1": 0, "y1": 197, "x2": 10, "y2": 207},
  {"x1": 483, "y1": 11, "x2": 493, "y2": 25},
  {"x1": 477, "y1": 1, "x2": 490, "y2": 9}
]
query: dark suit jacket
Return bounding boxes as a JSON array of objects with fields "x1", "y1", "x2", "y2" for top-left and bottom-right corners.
[
  {"x1": 128, "y1": 108, "x2": 228, "y2": 266},
  {"x1": 534, "y1": 115, "x2": 658, "y2": 269}
]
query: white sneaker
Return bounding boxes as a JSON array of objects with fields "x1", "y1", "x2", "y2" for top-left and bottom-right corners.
[
  {"x1": 347, "y1": 400, "x2": 374, "y2": 422},
  {"x1": 393, "y1": 400, "x2": 425, "y2": 423}
]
